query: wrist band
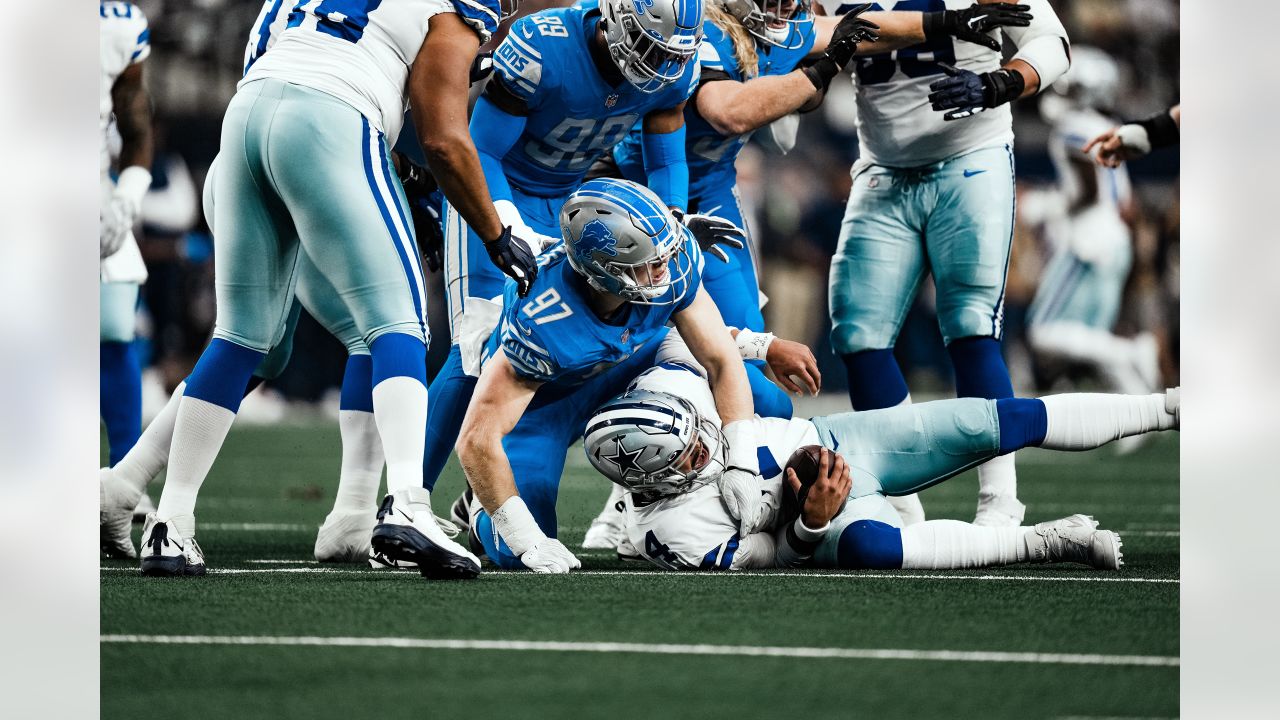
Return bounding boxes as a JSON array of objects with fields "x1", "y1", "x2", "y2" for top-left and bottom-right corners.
[
  {"x1": 735, "y1": 329, "x2": 775, "y2": 362},
  {"x1": 115, "y1": 165, "x2": 152, "y2": 208},
  {"x1": 490, "y1": 495, "x2": 545, "y2": 556},
  {"x1": 1135, "y1": 108, "x2": 1179, "y2": 150}
]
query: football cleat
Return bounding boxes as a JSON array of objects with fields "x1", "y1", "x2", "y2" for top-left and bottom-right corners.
[
  {"x1": 314, "y1": 509, "x2": 376, "y2": 563},
  {"x1": 581, "y1": 499, "x2": 626, "y2": 550},
  {"x1": 1165, "y1": 387, "x2": 1180, "y2": 428},
  {"x1": 139, "y1": 514, "x2": 206, "y2": 577},
  {"x1": 1027, "y1": 514, "x2": 1123, "y2": 570},
  {"x1": 449, "y1": 488, "x2": 473, "y2": 535},
  {"x1": 370, "y1": 488, "x2": 481, "y2": 580},
  {"x1": 973, "y1": 496, "x2": 1026, "y2": 527},
  {"x1": 132, "y1": 491, "x2": 156, "y2": 522},
  {"x1": 100, "y1": 467, "x2": 139, "y2": 559}
]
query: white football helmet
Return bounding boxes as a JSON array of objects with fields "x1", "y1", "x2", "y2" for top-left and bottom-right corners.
[
  {"x1": 716, "y1": 0, "x2": 812, "y2": 50},
  {"x1": 1051, "y1": 45, "x2": 1121, "y2": 111},
  {"x1": 560, "y1": 178, "x2": 693, "y2": 305},
  {"x1": 601, "y1": 0, "x2": 704, "y2": 93},
  {"x1": 584, "y1": 389, "x2": 727, "y2": 497}
]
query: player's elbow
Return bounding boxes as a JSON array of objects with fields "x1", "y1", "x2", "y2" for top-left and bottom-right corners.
[
  {"x1": 703, "y1": 109, "x2": 753, "y2": 137},
  {"x1": 420, "y1": 130, "x2": 474, "y2": 172}
]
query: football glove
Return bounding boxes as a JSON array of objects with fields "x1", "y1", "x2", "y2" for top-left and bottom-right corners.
[
  {"x1": 677, "y1": 211, "x2": 746, "y2": 263},
  {"x1": 484, "y1": 226, "x2": 538, "y2": 298},
  {"x1": 397, "y1": 157, "x2": 445, "y2": 272},
  {"x1": 923, "y1": 3, "x2": 1032, "y2": 52},
  {"x1": 801, "y1": 4, "x2": 880, "y2": 92},
  {"x1": 519, "y1": 538, "x2": 582, "y2": 574},
  {"x1": 927, "y1": 63, "x2": 1025, "y2": 121},
  {"x1": 719, "y1": 421, "x2": 764, "y2": 532},
  {"x1": 101, "y1": 166, "x2": 150, "y2": 259},
  {"x1": 470, "y1": 51, "x2": 495, "y2": 85}
]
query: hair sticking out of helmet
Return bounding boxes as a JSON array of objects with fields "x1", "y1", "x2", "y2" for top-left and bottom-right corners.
[
  {"x1": 714, "y1": 0, "x2": 812, "y2": 51},
  {"x1": 560, "y1": 178, "x2": 694, "y2": 306},
  {"x1": 601, "y1": 0, "x2": 705, "y2": 93},
  {"x1": 584, "y1": 389, "x2": 727, "y2": 497}
]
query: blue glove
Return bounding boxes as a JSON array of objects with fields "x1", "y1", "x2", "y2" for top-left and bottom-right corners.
[
  {"x1": 927, "y1": 63, "x2": 1025, "y2": 121},
  {"x1": 397, "y1": 159, "x2": 445, "y2": 272}
]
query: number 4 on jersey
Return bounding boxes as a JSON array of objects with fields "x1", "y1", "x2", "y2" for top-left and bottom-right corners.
[{"x1": 287, "y1": 0, "x2": 383, "y2": 43}]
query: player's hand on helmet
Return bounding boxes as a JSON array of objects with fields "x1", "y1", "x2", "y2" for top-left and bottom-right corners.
[
  {"x1": 485, "y1": 226, "x2": 539, "y2": 297},
  {"x1": 927, "y1": 63, "x2": 1025, "y2": 121},
  {"x1": 679, "y1": 212, "x2": 745, "y2": 263},
  {"x1": 519, "y1": 537, "x2": 582, "y2": 574},
  {"x1": 927, "y1": 3, "x2": 1032, "y2": 52},
  {"x1": 801, "y1": 4, "x2": 879, "y2": 92},
  {"x1": 785, "y1": 448, "x2": 851, "y2": 528},
  {"x1": 718, "y1": 467, "x2": 764, "y2": 534},
  {"x1": 765, "y1": 337, "x2": 822, "y2": 396},
  {"x1": 100, "y1": 200, "x2": 132, "y2": 259},
  {"x1": 397, "y1": 157, "x2": 445, "y2": 272}
]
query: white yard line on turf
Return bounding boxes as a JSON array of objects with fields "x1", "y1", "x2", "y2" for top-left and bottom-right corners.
[
  {"x1": 99, "y1": 566, "x2": 1178, "y2": 583},
  {"x1": 201, "y1": 523, "x2": 312, "y2": 532},
  {"x1": 99, "y1": 634, "x2": 1178, "y2": 668}
]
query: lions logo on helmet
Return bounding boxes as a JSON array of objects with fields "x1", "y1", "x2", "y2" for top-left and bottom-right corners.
[
  {"x1": 560, "y1": 178, "x2": 694, "y2": 305},
  {"x1": 602, "y1": 0, "x2": 704, "y2": 93},
  {"x1": 584, "y1": 389, "x2": 727, "y2": 496}
]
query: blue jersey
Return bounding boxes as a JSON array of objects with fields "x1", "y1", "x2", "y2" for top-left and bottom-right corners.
[
  {"x1": 484, "y1": 237, "x2": 703, "y2": 385},
  {"x1": 486, "y1": 5, "x2": 700, "y2": 197},
  {"x1": 614, "y1": 20, "x2": 814, "y2": 200}
]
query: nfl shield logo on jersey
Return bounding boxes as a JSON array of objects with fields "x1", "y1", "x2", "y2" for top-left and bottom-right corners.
[{"x1": 605, "y1": 94, "x2": 619, "y2": 108}]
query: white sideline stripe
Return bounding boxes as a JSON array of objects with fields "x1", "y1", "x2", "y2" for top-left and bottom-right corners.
[
  {"x1": 100, "y1": 566, "x2": 1178, "y2": 583},
  {"x1": 202, "y1": 523, "x2": 312, "y2": 531},
  {"x1": 99, "y1": 634, "x2": 1178, "y2": 667}
]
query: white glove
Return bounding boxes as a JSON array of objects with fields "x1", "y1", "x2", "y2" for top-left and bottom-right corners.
[
  {"x1": 718, "y1": 421, "x2": 763, "y2": 532},
  {"x1": 519, "y1": 538, "x2": 581, "y2": 574},
  {"x1": 101, "y1": 166, "x2": 151, "y2": 259},
  {"x1": 490, "y1": 495, "x2": 581, "y2": 574}
]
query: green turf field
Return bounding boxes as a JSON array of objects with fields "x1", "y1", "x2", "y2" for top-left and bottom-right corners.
[{"x1": 101, "y1": 423, "x2": 1179, "y2": 719}]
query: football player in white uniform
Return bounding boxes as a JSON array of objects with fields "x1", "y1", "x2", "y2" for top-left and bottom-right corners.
[
  {"x1": 583, "y1": 338, "x2": 1179, "y2": 572},
  {"x1": 1027, "y1": 48, "x2": 1160, "y2": 400},
  {"x1": 137, "y1": 0, "x2": 534, "y2": 577},
  {"x1": 820, "y1": 0, "x2": 1071, "y2": 528},
  {"x1": 99, "y1": 2, "x2": 153, "y2": 484}
]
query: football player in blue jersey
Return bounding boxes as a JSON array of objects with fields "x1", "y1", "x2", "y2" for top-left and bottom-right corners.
[
  {"x1": 422, "y1": 0, "x2": 713, "y2": 498},
  {"x1": 406, "y1": 179, "x2": 770, "y2": 574}
]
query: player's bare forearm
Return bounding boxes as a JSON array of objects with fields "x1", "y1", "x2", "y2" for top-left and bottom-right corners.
[
  {"x1": 674, "y1": 288, "x2": 753, "y2": 424},
  {"x1": 696, "y1": 75, "x2": 819, "y2": 137},
  {"x1": 642, "y1": 103, "x2": 686, "y2": 134},
  {"x1": 411, "y1": 13, "x2": 504, "y2": 243},
  {"x1": 811, "y1": 12, "x2": 924, "y2": 56},
  {"x1": 1004, "y1": 58, "x2": 1040, "y2": 97},
  {"x1": 456, "y1": 354, "x2": 540, "y2": 514},
  {"x1": 111, "y1": 62, "x2": 153, "y2": 171}
]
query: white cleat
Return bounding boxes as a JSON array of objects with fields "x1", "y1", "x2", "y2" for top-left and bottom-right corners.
[
  {"x1": 973, "y1": 496, "x2": 1026, "y2": 527},
  {"x1": 315, "y1": 509, "x2": 376, "y2": 563},
  {"x1": 1028, "y1": 514, "x2": 1123, "y2": 571},
  {"x1": 582, "y1": 498, "x2": 626, "y2": 550},
  {"x1": 370, "y1": 488, "x2": 481, "y2": 580},
  {"x1": 1165, "y1": 387, "x2": 1180, "y2": 428},
  {"x1": 139, "y1": 514, "x2": 207, "y2": 576},
  {"x1": 132, "y1": 492, "x2": 156, "y2": 522},
  {"x1": 100, "y1": 467, "x2": 140, "y2": 559},
  {"x1": 449, "y1": 488, "x2": 473, "y2": 536}
]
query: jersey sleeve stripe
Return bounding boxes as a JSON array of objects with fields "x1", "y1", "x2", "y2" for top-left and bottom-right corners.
[
  {"x1": 452, "y1": 0, "x2": 501, "y2": 43},
  {"x1": 129, "y1": 28, "x2": 151, "y2": 61}
]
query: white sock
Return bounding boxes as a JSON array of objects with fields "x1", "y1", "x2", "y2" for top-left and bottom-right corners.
[
  {"x1": 371, "y1": 376, "x2": 428, "y2": 494},
  {"x1": 977, "y1": 452, "x2": 1018, "y2": 506},
  {"x1": 1039, "y1": 392, "x2": 1174, "y2": 450},
  {"x1": 888, "y1": 494, "x2": 926, "y2": 526},
  {"x1": 900, "y1": 519, "x2": 1032, "y2": 569},
  {"x1": 1030, "y1": 322, "x2": 1134, "y2": 369},
  {"x1": 155, "y1": 395, "x2": 235, "y2": 521},
  {"x1": 111, "y1": 381, "x2": 185, "y2": 498},
  {"x1": 332, "y1": 409, "x2": 384, "y2": 513}
]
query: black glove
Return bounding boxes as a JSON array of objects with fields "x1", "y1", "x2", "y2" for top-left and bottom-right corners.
[
  {"x1": 927, "y1": 63, "x2": 1025, "y2": 121},
  {"x1": 397, "y1": 158, "x2": 445, "y2": 272},
  {"x1": 801, "y1": 4, "x2": 880, "y2": 92},
  {"x1": 470, "y1": 51, "x2": 494, "y2": 85},
  {"x1": 923, "y1": 3, "x2": 1032, "y2": 52},
  {"x1": 485, "y1": 226, "x2": 538, "y2": 297},
  {"x1": 675, "y1": 210, "x2": 746, "y2": 263}
]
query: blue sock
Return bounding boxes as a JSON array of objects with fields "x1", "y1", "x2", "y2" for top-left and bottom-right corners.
[
  {"x1": 100, "y1": 341, "x2": 142, "y2": 466},
  {"x1": 423, "y1": 345, "x2": 477, "y2": 491},
  {"x1": 948, "y1": 336, "x2": 1014, "y2": 399},
  {"x1": 183, "y1": 339, "x2": 265, "y2": 412},
  {"x1": 370, "y1": 333, "x2": 426, "y2": 386},
  {"x1": 473, "y1": 510, "x2": 527, "y2": 570},
  {"x1": 836, "y1": 519, "x2": 904, "y2": 569},
  {"x1": 995, "y1": 398, "x2": 1047, "y2": 454},
  {"x1": 339, "y1": 355, "x2": 374, "y2": 412},
  {"x1": 840, "y1": 349, "x2": 909, "y2": 410},
  {"x1": 746, "y1": 360, "x2": 792, "y2": 419}
]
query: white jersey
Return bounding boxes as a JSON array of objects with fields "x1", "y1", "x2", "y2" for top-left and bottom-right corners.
[
  {"x1": 618, "y1": 340, "x2": 819, "y2": 570},
  {"x1": 819, "y1": 0, "x2": 1061, "y2": 167},
  {"x1": 1047, "y1": 106, "x2": 1132, "y2": 260},
  {"x1": 241, "y1": 0, "x2": 461, "y2": 145},
  {"x1": 100, "y1": 1, "x2": 151, "y2": 176}
]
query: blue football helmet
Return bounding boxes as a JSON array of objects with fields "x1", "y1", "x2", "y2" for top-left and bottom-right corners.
[
  {"x1": 560, "y1": 178, "x2": 693, "y2": 305},
  {"x1": 601, "y1": 0, "x2": 705, "y2": 93}
]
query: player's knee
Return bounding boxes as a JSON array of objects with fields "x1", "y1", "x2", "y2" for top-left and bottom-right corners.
[{"x1": 836, "y1": 520, "x2": 904, "y2": 570}]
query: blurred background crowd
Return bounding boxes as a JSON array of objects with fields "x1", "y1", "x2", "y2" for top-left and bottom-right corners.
[{"x1": 120, "y1": 0, "x2": 1179, "y2": 420}]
